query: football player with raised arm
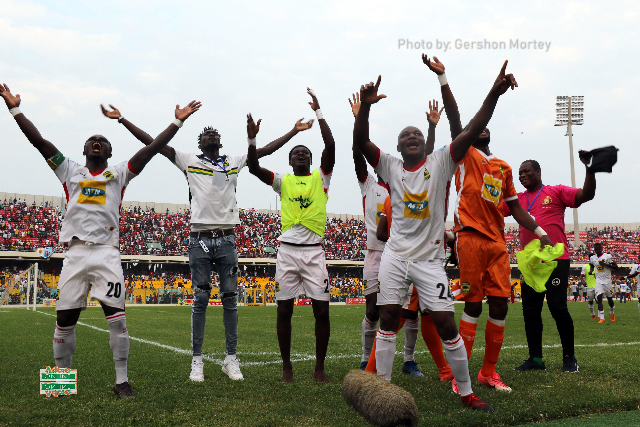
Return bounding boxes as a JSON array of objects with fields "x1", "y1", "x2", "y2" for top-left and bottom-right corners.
[
  {"x1": 247, "y1": 88, "x2": 334, "y2": 383},
  {"x1": 0, "y1": 82, "x2": 200, "y2": 398},
  {"x1": 353, "y1": 60, "x2": 519, "y2": 412}
]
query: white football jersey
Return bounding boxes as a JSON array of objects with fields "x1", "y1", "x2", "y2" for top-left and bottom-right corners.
[
  {"x1": 173, "y1": 150, "x2": 247, "y2": 231},
  {"x1": 620, "y1": 282, "x2": 628, "y2": 293},
  {"x1": 54, "y1": 157, "x2": 136, "y2": 247},
  {"x1": 590, "y1": 253, "x2": 613, "y2": 285},
  {"x1": 358, "y1": 172, "x2": 389, "y2": 252},
  {"x1": 374, "y1": 144, "x2": 457, "y2": 262}
]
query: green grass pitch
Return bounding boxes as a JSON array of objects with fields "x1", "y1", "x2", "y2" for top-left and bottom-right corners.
[{"x1": 1, "y1": 301, "x2": 640, "y2": 426}]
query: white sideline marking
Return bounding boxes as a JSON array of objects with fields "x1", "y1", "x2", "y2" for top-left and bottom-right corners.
[{"x1": 35, "y1": 311, "x2": 640, "y2": 367}]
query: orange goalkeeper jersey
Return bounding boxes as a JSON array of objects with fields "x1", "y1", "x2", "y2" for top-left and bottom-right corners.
[{"x1": 453, "y1": 146, "x2": 517, "y2": 243}]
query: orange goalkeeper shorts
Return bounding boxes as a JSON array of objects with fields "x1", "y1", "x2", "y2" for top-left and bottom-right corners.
[{"x1": 454, "y1": 230, "x2": 511, "y2": 302}]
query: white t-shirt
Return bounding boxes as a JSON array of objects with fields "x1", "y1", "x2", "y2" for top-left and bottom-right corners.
[
  {"x1": 271, "y1": 168, "x2": 331, "y2": 245},
  {"x1": 358, "y1": 172, "x2": 388, "y2": 252},
  {"x1": 620, "y1": 282, "x2": 628, "y2": 293},
  {"x1": 570, "y1": 283, "x2": 577, "y2": 292},
  {"x1": 373, "y1": 144, "x2": 458, "y2": 262},
  {"x1": 590, "y1": 254, "x2": 613, "y2": 286},
  {"x1": 54, "y1": 158, "x2": 137, "y2": 247},
  {"x1": 173, "y1": 150, "x2": 247, "y2": 232}
]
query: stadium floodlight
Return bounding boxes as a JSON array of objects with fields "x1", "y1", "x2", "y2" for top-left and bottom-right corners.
[{"x1": 555, "y1": 96, "x2": 584, "y2": 247}]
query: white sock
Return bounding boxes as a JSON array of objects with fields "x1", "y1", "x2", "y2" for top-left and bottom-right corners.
[
  {"x1": 589, "y1": 303, "x2": 595, "y2": 315},
  {"x1": 443, "y1": 335, "x2": 472, "y2": 397},
  {"x1": 598, "y1": 310, "x2": 604, "y2": 320},
  {"x1": 107, "y1": 312, "x2": 129, "y2": 384},
  {"x1": 193, "y1": 355, "x2": 203, "y2": 363},
  {"x1": 609, "y1": 306, "x2": 615, "y2": 315},
  {"x1": 375, "y1": 329, "x2": 397, "y2": 382},
  {"x1": 53, "y1": 323, "x2": 76, "y2": 368},
  {"x1": 403, "y1": 318, "x2": 419, "y2": 362},
  {"x1": 361, "y1": 316, "x2": 378, "y2": 363},
  {"x1": 225, "y1": 354, "x2": 236, "y2": 362}
]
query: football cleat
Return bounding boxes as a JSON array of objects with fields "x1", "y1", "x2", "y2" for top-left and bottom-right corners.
[
  {"x1": 439, "y1": 365, "x2": 454, "y2": 382},
  {"x1": 477, "y1": 371, "x2": 512, "y2": 392},
  {"x1": 402, "y1": 360, "x2": 425, "y2": 377},
  {"x1": 562, "y1": 356, "x2": 579, "y2": 373},
  {"x1": 461, "y1": 393, "x2": 494, "y2": 412},
  {"x1": 360, "y1": 361, "x2": 368, "y2": 370},
  {"x1": 514, "y1": 357, "x2": 546, "y2": 371},
  {"x1": 610, "y1": 314, "x2": 616, "y2": 322},
  {"x1": 113, "y1": 381, "x2": 135, "y2": 399},
  {"x1": 452, "y1": 378, "x2": 460, "y2": 394},
  {"x1": 598, "y1": 318, "x2": 606, "y2": 323}
]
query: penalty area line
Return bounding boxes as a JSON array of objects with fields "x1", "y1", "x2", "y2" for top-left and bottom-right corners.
[{"x1": 34, "y1": 311, "x2": 640, "y2": 367}]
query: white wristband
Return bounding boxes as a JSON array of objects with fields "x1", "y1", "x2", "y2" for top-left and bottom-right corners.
[
  {"x1": 437, "y1": 73, "x2": 448, "y2": 86},
  {"x1": 173, "y1": 118, "x2": 183, "y2": 128},
  {"x1": 117, "y1": 116, "x2": 125, "y2": 123},
  {"x1": 248, "y1": 137, "x2": 256, "y2": 146},
  {"x1": 315, "y1": 109, "x2": 324, "y2": 120},
  {"x1": 9, "y1": 107, "x2": 21, "y2": 117},
  {"x1": 534, "y1": 226, "x2": 548, "y2": 237}
]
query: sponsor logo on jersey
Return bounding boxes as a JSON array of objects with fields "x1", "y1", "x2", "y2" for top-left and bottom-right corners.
[
  {"x1": 77, "y1": 181, "x2": 107, "y2": 205},
  {"x1": 542, "y1": 195, "x2": 552, "y2": 205},
  {"x1": 481, "y1": 173, "x2": 502, "y2": 206},
  {"x1": 423, "y1": 169, "x2": 430, "y2": 181},
  {"x1": 461, "y1": 281, "x2": 470, "y2": 294},
  {"x1": 376, "y1": 202, "x2": 384, "y2": 225},
  {"x1": 403, "y1": 190, "x2": 430, "y2": 219},
  {"x1": 103, "y1": 171, "x2": 114, "y2": 180},
  {"x1": 289, "y1": 196, "x2": 313, "y2": 209}
]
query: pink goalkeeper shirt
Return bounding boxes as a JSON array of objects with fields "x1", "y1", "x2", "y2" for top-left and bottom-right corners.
[{"x1": 503, "y1": 184, "x2": 579, "y2": 260}]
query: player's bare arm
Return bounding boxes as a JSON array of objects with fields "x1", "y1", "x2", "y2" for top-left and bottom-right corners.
[
  {"x1": 506, "y1": 198, "x2": 553, "y2": 248},
  {"x1": 101, "y1": 104, "x2": 174, "y2": 160},
  {"x1": 1, "y1": 83, "x2": 58, "y2": 159},
  {"x1": 423, "y1": 54, "x2": 463, "y2": 140},
  {"x1": 256, "y1": 117, "x2": 313, "y2": 159},
  {"x1": 128, "y1": 101, "x2": 201, "y2": 173},
  {"x1": 425, "y1": 99, "x2": 444, "y2": 155},
  {"x1": 600, "y1": 258, "x2": 619, "y2": 271},
  {"x1": 350, "y1": 92, "x2": 368, "y2": 182},
  {"x1": 376, "y1": 214, "x2": 389, "y2": 242},
  {"x1": 305, "y1": 88, "x2": 335, "y2": 173},
  {"x1": 353, "y1": 76, "x2": 387, "y2": 166},
  {"x1": 574, "y1": 153, "x2": 597, "y2": 206},
  {"x1": 246, "y1": 113, "x2": 273, "y2": 185},
  {"x1": 450, "y1": 60, "x2": 517, "y2": 162}
]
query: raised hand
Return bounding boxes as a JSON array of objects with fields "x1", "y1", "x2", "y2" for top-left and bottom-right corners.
[
  {"x1": 491, "y1": 60, "x2": 518, "y2": 96},
  {"x1": 0, "y1": 84, "x2": 21, "y2": 109},
  {"x1": 307, "y1": 88, "x2": 321, "y2": 111},
  {"x1": 175, "y1": 100, "x2": 202, "y2": 121},
  {"x1": 359, "y1": 75, "x2": 387, "y2": 105},
  {"x1": 422, "y1": 54, "x2": 445, "y2": 75},
  {"x1": 247, "y1": 113, "x2": 262, "y2": 138},
  {"x1": 426, "y1": 99, "x2": 444, "y2": 126},
  {"x1": 348, "y1": 92, "x2": 361, "y2": 118},
  {"x1": 295, "y1": 118, "x2": 314, "y2": 131},
  {"x1": 100, "y1": 104, "x2": 121, "y2": 120}
]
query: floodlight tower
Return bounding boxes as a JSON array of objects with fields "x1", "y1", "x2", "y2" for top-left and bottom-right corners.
[{"x1": 555, "y1": 95, "x2": 584, "y2": 247}]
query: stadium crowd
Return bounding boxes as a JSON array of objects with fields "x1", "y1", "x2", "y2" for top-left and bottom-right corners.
[{"x1": 1, "y1": 198, "x2": 639, "y2": 264}]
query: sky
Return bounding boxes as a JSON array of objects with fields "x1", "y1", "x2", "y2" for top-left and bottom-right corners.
[{"x1": 1, "y1": 0, "x2": 638, "y2": 223}]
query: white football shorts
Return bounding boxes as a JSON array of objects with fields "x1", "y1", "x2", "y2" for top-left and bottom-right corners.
[
  {"x1": 56, "y1": 240, "x2": 126, "y2": 311},
  {"x1": 377, "y1": 254, "x2": 453, "y2": 312},
  {"x1": 595, "y1": 282, "x2": 614, "y2": 299},
  {"x1": 363, "y1": 249, "x2": 383, "y2": 296},
  {"x1": 275, "y1": 243, "x2": 330, "y2": 302}
]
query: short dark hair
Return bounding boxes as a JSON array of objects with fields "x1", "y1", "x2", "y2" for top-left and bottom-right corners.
[
  {"x1": 521, "y1": 159, "x2": 541, "y2": 172},
  {"x1": 289, "y1": 144, "x2": 312, "y2": 161},
  {"x1": 198, "y1": 126, "x2": 220, "y2": 144}
]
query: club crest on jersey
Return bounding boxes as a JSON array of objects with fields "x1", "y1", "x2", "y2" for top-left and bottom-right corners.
[
  {"x1": 77, "y1": 181, "x2": 107, "y2": 205},
  {"x1": 403, "y1": 190, "x2": 430, "y2": 219},
  {"x1": 481, "y1": 173, "x2": 502, "y2": 206},
  {"x1": 423, "y1": 169, "x2": 430, "y2": 181},
  {"x1": 103, "y1": 171, "x2": 114, "y2": 180},
  {"x1": 542, "y1": 195, "x2": 552, "y2": 205}
]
